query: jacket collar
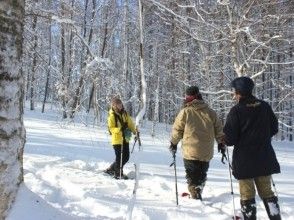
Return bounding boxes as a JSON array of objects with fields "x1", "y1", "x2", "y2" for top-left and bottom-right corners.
[{"x1": 238, "y1": 95, "x2": 257, "y2": 104}]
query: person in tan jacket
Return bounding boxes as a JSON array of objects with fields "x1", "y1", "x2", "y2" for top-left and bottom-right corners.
[{"x1": 170, "y1": 86, "x2": 225, "y2": 200}]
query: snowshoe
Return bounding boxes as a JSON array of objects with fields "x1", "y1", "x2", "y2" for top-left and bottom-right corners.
[
  {"x1": 114, "y1": 174, "x2": 129, "y2": 180},
  {"x1": 181, "y1": 192, "x2": 190, "y2": 198},
  {"x1": 103, "y1": 168, "x2": 115, "y2": 176}
]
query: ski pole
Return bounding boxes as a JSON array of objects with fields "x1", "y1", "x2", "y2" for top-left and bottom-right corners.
[
  {"x1": 170, "y1": 151, "x2": 179, "y2": 206},
  {"x1": 137, "y1": 130, "x2": 142, "y2": 151},
  {"x1": 131, "y1": 136, "x2": 138, "y2": 153},
  {"x1": 271, "y1": 176, "x2": 279, "y2": 198},
  {"x1": 226, "y1": 147, "x2": 237, "y2": 220},
  {"x1": 119, "y1": 144, "x2": 123, "y2": 179}
]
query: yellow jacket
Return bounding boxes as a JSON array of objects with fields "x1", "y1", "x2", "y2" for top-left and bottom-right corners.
[
  {"x1": 108, "y1": 108, "x2": 136, "y2": 145},
  {"x1": 171, "y1": 100, "x2": 224, "y2": 161}
]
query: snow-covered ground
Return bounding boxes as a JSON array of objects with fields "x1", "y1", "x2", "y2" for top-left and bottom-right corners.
[{"x1": 7, "y1": 108, "x2": 294, "y2": 220}]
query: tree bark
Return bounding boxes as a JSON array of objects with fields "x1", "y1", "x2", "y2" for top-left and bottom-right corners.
[
  {"x1": 87, "y1": 0, "x2": 106, "y2": 114},
  {"x1": 0, "y1": 0, "x2": 26, "y2": 219},
  {"x1": 135, "y1": 0, "x2": 147, "y2": 129},
  {"x1": 42, "y1": 18, "x2": 52, "y2": 113},
  {"x1": 30, "y1": 15, "x2": 38, "y2": 110}
]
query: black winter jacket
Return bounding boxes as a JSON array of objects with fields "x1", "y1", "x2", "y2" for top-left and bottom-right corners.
[{"x1": 223, "y1": 96, "x2": 280, "y2": 179}]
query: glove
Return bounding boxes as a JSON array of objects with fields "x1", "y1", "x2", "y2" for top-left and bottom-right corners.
[
  {"x1": 133, "y1": 131, "x2": 139, "y2": 141},
  {"x1": 169, "y1": 142, "x2": 177, "y2": 154},
  {"x1": 218, "y1": 143, "x2": 227, "y2": 164}
]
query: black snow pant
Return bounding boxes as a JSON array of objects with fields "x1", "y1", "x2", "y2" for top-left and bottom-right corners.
[
  {"x1": 183, "y1": 159, "x2": 209, "y2": 188},
  {"x1": 110, "y1": 141, "x2": 130, "y2": 177}
]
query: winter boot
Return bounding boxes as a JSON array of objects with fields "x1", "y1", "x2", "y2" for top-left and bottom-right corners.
[
  {"x1": 114, "y1": 171, "x2": 129, "y2": 180},
  {"x1": 114, "y1": 167, "x2": 129, "y2": 180},
  {"x1": 241, "y1": 198, "x2": 256, "y2": 220},
  {"x1": 114, "y1": 174, "x2": 129, "y2": 180},
  {"x1": 188, "y1": 185, "x2": 202, "y2": 200},
  {"x1": 104, "y1": 163, "x2": 115, "y2": 176},
  {"x1": 263, "y1": 196, "x2": 281, "y2": 220}
]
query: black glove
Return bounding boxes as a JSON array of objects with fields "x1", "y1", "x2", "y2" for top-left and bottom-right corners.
[
  {"x1": 218, "y1": 143, "x2": 227, "y2": 164},
  {"x1": 169, "y1": 142, "x2": 177, "y2": 154}
]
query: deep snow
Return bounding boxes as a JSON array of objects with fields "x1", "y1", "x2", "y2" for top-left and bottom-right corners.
[{"x1": 7, "y1": 107, "x2": 294, "y2": 220}]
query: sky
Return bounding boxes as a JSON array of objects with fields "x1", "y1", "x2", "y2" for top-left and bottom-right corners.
[{"x1": 7, "y1": 106, "x2": 294, "y2": 220}]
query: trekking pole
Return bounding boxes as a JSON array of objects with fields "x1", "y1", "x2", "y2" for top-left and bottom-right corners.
[
  {"x1": 120, "y1": 144, "x2": 123, "y2": 179},
  {"x1": 226, "y1": 147, "x2": 238, "y2": 220},
  {"x1": 131, "y1": 136, "x2": 138, "y2": 153},
  {"x1": 137, "y1": 129, "x2": 142, "y2": 151},
  {"x1": 170, "y1": 151, "x2": 179, "y2": 206},
  {"x1": 271, "y1": 176, "x2": 279, "y2": 198}
]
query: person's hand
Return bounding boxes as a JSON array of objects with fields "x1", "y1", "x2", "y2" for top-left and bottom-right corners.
[
  {"x1": 218, "y1": 143, "x2": 227, "y2": 164},
  {"x1": 134, "y1": 131, "x2": 139, "y2": 141},
  {"x1": 169, "y1": 142, "x2": 177, "y2": 154}
]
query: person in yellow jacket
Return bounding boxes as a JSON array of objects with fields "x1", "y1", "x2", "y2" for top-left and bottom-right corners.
[
  {"x1": 105, "y1": 97, "x2": 137, "y2": 179},
  {"x1": 170, "y1": 86, "x2": 225, "y2": 200}
]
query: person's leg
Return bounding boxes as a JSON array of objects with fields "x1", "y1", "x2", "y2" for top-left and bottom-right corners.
[
  {"x1": 198, "y1": 161, "x2": 209, "y2": 191},
  {"x1": 122, "y1": 142, "x2": 130, "y2": 167},
  {"x1": 105, "y1": 146, "x2": 121, "y2": 175},
  {"x1": 183, "y1": 159, "x2": 209, "y2": 200},
  {"x1": 239, "y1": 179, "x2": 256, "y2": 220},
  {"x1": 117, "y1": 142, "x2": 130, "y2": 179},
  {"x1": 112, "y1": 145, "x2": 122, "y2": 177},
  {"x1": 255, "y1": 176, "x2": 281, "y2": 220}
]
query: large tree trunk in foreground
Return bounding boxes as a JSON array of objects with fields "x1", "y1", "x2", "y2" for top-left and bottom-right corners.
[{"x1": 0, "y1": 0, "x2": 26, "y2": 219}]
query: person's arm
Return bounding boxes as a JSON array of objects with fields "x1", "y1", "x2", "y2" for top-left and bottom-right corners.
[
  {"x1": 223, "y1": 107, "x2": 239, "y2": 146},
  {"x1": 212, "y1": 111, "x2": 225, "y2": 144},
  {"x1": 268, "y1": 103, "x2": 278, "y2": 137},
  {"x1": 126, "y1": 114, "x2": 136, "y2": 134},
  {"x1": 171, "y1": 109, "x2": 186, "y2": 145},
  {"x1": 108, "y1": 113, "x2": 121, "y2": 135}
]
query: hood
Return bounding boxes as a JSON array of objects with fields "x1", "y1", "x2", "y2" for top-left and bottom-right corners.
[{"x1": 185, "y1": 99, "x2": 208, "y2": 110}]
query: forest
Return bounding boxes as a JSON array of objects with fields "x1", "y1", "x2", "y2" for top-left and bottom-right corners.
[
  {"x1": 22, "y1": 0, "x2": 293, "y2": 141},
  {"x1": 1, "y1": 1, "x2": 294, "y2": 219}
]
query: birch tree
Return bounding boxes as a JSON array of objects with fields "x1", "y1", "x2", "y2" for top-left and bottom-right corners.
[
  {"x1": 21, "y1": 0, "x2": 293, "y2": 141},
  {"x1": 0, "y1": 0, "x2": 26, "y2": 219}
]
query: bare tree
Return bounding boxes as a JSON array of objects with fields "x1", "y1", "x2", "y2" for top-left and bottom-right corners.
[{"x1": 21, "y1": 0, "x2": 293, "y2": 141}]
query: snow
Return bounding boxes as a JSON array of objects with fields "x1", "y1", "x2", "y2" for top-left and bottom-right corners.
[
  {"x1": 7, "y1": 107, "x2": 294, "y2": 220},
  {"x1": 268, "y1": 201, "x2": 279, "y2": 216}
]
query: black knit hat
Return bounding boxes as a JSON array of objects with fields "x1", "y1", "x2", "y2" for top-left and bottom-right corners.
[
  {"x1": 231, "y1": 76, "x2": 254, "y2": 96},
  {"x1": 185, "y1": 86, "x2": 199, "y2": 96}
]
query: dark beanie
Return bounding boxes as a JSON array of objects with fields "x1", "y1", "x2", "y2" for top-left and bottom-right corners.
[
  {"x1": 231, "y1": 76, "x2": 254, "y2": 96},
  {"x1": 185, "y1": 86, "x2": 199, "y2": 96}
]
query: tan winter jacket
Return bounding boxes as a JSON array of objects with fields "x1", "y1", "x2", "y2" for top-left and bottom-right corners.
[{"x1": 171, "y1": 100, "x2": 224, "y2": 161}]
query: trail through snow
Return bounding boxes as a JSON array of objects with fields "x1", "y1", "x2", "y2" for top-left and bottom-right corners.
[{"x1": 7, "y1": 108, "x2": 294, "y2": 220}]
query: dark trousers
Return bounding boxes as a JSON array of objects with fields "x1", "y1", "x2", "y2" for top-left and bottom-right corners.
[
  {"x1": 110, "y1": 142, "x2": 130, "y2": 176},
  {"x1": 183, "y1": 159, "x2": 209, "y2": 187}
]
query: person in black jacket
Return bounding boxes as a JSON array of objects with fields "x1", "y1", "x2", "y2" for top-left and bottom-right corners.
[{"x1": 223, "y1": 77, "x2": 281, "y2": 220}]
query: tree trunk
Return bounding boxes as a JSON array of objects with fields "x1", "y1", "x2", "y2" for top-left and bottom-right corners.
[
  {"x1": 69, "y1": 0, "x2": 89, "y2": 118},
  {"x1": 60, "y1": 5, "x2": 67, "y2": 118},
  {"x1": 0, "y1": 0, "x2": 26, "y2": 219},
  {"x1": 123, "y1": 0, "x2": 131, "y2": 112},
  {"x1": 87, "y1": 0, "x2": 105, "y2": 114},
  {"x1": 135, "y1": 0, "x2": 147, "y2": 128},
  {"x1": 30, "y1": 15, "x2": 38, "y2": 110},
  {"x1": 42, "y1": 19, "x2": 52, "y2": 113}
]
